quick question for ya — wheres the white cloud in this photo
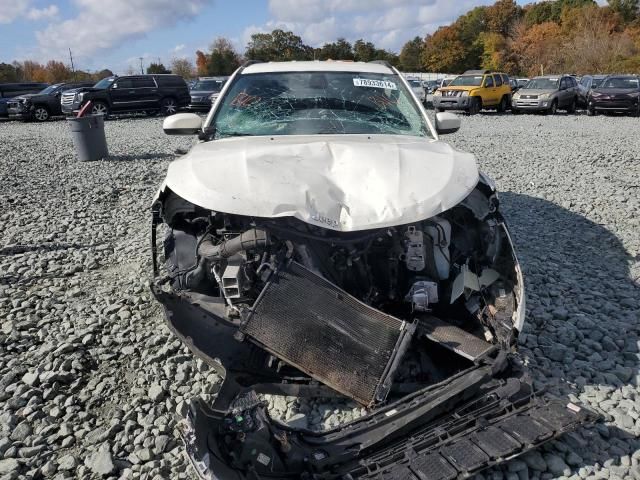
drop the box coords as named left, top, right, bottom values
left=256, top=0, right=495, bottom=51
left=35, top=0, right=213, bottom=59
left=26, top=4, right=59, bottom=21
left=0, top=0, right=30, bottom=23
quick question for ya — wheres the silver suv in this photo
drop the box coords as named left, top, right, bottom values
left=511, top=75, right=579, bottom=114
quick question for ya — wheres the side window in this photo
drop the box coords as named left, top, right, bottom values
left=501, top=74, right=509, bottom=85
left=494, top=74, right=503, bottom=87
left=114, top=79, right=133, bottom=89
left=579, top=77, right=588, bottom=87
left=133, top=77, right=155, bottom=88
left=560, top=78, right=568, bottom=89
left=484, top=75, right=494, bottom=88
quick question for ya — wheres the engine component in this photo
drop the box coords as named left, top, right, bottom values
left=405, top=281, right=439, bottom=312
left=404, top=226, right=426, bottom=271
left=241, top=261, right=416, bottom=406
left=220, top=259, right=244, bottom=299
left=424, top=217, right=451, bottom=280
left=199, top=228, right=270, bottom=260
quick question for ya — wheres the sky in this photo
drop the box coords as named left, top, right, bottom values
left=1, top=0, right=537, bottom=74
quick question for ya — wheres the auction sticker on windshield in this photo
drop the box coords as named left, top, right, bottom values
left=353, top=78, right=397, bottom=90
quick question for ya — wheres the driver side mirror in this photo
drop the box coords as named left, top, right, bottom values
left=163, top=113, right=202, bottom=135
left=435, top=112, right=460, bottom=135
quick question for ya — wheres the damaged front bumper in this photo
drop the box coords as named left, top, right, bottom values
left=176, top=366, right=595, bottom=480
left=152, top=285, right=597, bottom=480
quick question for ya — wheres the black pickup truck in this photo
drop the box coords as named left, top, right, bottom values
left=61, top=74, right=190, bottom=117
left=7, top=82, right=94, bottom=121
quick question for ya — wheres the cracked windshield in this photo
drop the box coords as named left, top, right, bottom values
left=212, top=72, right=429, bottom=137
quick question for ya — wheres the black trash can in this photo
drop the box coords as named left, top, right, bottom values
left=68, top=115, right=108, bottom=161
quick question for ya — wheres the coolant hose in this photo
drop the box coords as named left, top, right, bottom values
left=198, top=228, right=270, bottom=259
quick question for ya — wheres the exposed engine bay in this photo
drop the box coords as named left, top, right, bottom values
left=154, top=177, right=520, bottom=404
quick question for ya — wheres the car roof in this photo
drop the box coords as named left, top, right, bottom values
left=242, top=61, right=394, bottom=75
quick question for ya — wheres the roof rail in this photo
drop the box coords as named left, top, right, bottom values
left=369, top=60, right=393, bottom=69
left=241, top=60, right=263, bottom=68
left=464, top=69, right=491, bottom=75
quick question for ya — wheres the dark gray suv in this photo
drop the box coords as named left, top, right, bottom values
left=511, top=75, right=579, bottom=114
left=187, top=77, right=227, bottom=111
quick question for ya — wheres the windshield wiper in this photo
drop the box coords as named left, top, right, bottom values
left=216, top=131, right=254, bottom=138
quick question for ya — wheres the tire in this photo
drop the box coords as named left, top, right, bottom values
left=566, top=98, right=577, bottom=114
left=437, top=108, right=445, bottom=113
left=32, top=105, right=50, bottom=122
left=161, top=97, right=178, bottom=116
left=548, top=100, right=557, bottom=115
left=512, top=108, right=519, bottom=114
left=468, top=97, right=481, bottom=115
left=497, top=96, right=508, bottom=113
left=91, top=101, right=109, bottom=116
left=587, top=108, right=595, bottom=116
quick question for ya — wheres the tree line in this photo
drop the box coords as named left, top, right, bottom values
left=3, top=0, right=640, bottom=84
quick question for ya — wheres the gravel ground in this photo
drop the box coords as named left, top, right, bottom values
left=0, top=112, right=638, bottom=480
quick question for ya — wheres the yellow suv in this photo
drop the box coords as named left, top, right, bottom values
left=433, top=70, right=512, bottom=115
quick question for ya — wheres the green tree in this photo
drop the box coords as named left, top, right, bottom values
left=422, top=25, right=468, bottom=73
left=207, top=38, right=241, bottom=75
left=353, top=39, right=377, bottom=62
left=245, top=29, right=313, bottom=61
left=486, top=0, right=522, bottom=36
left=146, top=63, right=170, bottom=74
left=399, top=36, right=424, bottom=71
left=608, top=0, right=639, bottom=22
left=318, top=38, right=353, bottom=60
left=0, top=63, right=19, bottom=82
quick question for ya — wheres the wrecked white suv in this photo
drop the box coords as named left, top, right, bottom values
left=150, top=61, right=595, bottom=479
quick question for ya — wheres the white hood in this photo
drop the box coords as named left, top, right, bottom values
left=159, top=135, right=479, bottom=232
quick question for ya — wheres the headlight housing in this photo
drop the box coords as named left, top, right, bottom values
left=77, top=92, right=85, bottom=102
left=539, top=93, right=550, bottom=99
left=513, top=92, right=520, bottom=99
left=461, top=91, right=469, bottom=97
left=433, top=90, right=442, bottom=97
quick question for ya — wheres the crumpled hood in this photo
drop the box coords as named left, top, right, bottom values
left=158, top=135, right=479, bottom=232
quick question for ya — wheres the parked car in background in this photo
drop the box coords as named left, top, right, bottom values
left=187, top=76, right=227, bottom=111
left=578, top=74, right=607, bottom=108
left=407, top=79, right=426, bottom=104
left=437, top=77, right=455, bottom=90
left=422, top=79, right=439, bottom=94
left=509, top=78, right=521, bottom=92
left=516, top=78, right=530, bottom=88
left=433, top=70, right=512, bottom=114
left=0, top=82, right=49, bottom=117
left=587, top=75, right=640, bottom=116
left=511, top=75, right=578, bottom=114
left=7, top=81, right=94, bottom=121
left=61, top=74, right=190, bottom=117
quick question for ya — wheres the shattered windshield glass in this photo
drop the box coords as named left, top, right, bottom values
left=211, top=72, right=430, bottom=138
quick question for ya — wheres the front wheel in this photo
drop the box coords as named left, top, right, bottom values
left=33, top=106, right=50, bottom=122
left=91, top=101, right=109, bottom=116
left=548, top=101, right=557, bottom=115
left=437, top=108, right=445, bottom=113
left=587, top=108, right=596, bottom=116
left=468, top=97, right=481, bottom=115
left=497, top=96, right=508, bottom=113
left=161, top=98, right=177, bottom=116
left=512, top=108, right=519, bottom=114
left=566, top=98, right=577, bottom=113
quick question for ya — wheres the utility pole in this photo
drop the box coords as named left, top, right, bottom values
left=139, top=57, right=144, bottom=74
left=69, top=48, right=76, bottom=79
